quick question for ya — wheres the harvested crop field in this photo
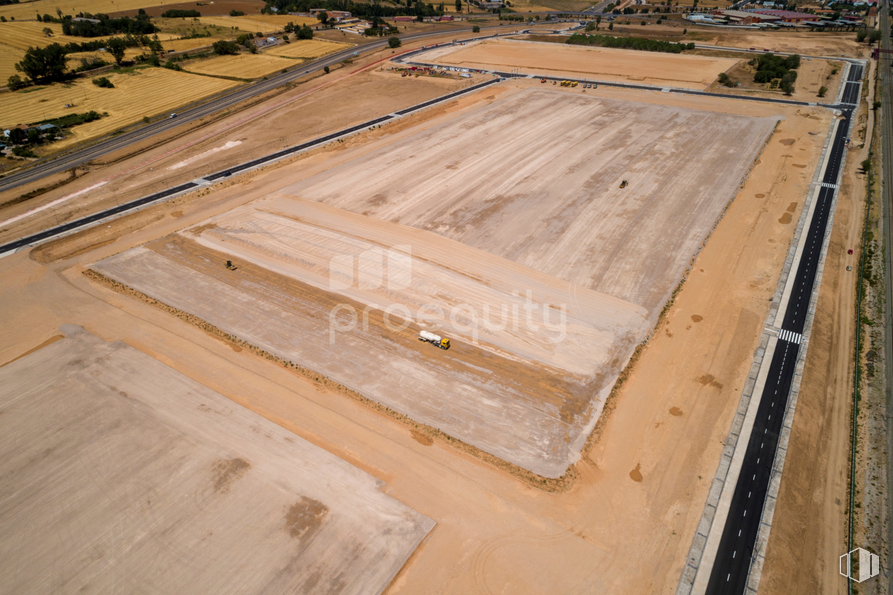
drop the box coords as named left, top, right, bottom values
left=269, top=39, right=350, bottom=59
left=426, top=38, right=739, bottom=89
left=0, top=0, right=187, bottom=20
left=92, top=88, right=777, bottom=478
left=198, top=14, right=315, bottom=33
left=0, top=325, right=434, bottom=594
left=186, top=53, right=296, bottom=78
left=0, top=21, right=65, bottom=50
left=0, top=69, right=237, bottom=149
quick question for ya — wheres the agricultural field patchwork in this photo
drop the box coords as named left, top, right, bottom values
left=0, top=0, right=189, bottom=21
left=185, top=53, right=296, bottom=78
left=197, top=15, right=314, bottom=34
left=0, top=68, right=237, bottom=149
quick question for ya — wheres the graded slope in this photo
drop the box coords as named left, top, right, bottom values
left=0, top=325, right=434, bottom=595
left=286, top=88, right=779, bottom=315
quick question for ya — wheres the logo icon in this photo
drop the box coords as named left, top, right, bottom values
left=840, top=548, right=879, bottom=583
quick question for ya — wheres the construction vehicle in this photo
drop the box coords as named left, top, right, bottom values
left=572, top=81, right=578, bottom=87
left=541, top=78, right=547, bottom=83
left=419, top=330, right=450, bottom=350
left=619, top=180, right=628, bottom=189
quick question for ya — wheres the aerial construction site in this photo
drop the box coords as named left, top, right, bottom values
left=0, top=10, right=883, bottom=595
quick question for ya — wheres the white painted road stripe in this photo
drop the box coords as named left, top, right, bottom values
left=777, top=329, right=802, bottom=344
left=821, top=182, right=839, bottom=188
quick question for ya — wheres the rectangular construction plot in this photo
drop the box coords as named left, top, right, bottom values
left=92, top=89, right=776, bottom=478
left=0, top=325, right=434, bottom=595
left=284, top=88, right=778, bottom=316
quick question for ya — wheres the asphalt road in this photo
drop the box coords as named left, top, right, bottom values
left=705, top=66, right=861, bottom=595
left=878, top=2, right=893, bottom=594
left=0, top=77, right=502, bottom=256
left=0, top=25, right=505, bottom=194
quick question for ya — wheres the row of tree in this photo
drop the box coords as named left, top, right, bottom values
left=566, top=33, right=694, bottom=54
left=263, top=0, right=443, bottom=20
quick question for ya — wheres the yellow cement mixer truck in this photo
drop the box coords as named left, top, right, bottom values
left=419, top=330, right=450, bottom=350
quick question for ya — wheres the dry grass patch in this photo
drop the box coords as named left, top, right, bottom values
left=185, top=53, right=295, bottom=78
left=0, top=22, right=66, bottom=51
left=0, top=0, right=186, bottom=21
left=197, top=15, right=313, bottom=34
left=268, top=39, right=349, bottom=59
left=0, top=46, right=24, bottom=84
left=0, top=68, right=237, bottom=150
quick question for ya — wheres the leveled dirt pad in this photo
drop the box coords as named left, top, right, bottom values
left=0, top=325, right=434, bottom=594
left=425, top=39, right=740, bottom=89
left=92, top=89, right=777, bottom=478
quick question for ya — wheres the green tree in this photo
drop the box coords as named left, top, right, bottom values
left=389, top=36, right=402, bottom=48
left=324, top=65, right=330, bottom=73
left=818, top=85, right=827, bottom=97
left=212, top=40, right=240, bottom=55
left=7, top=74, right=27, bottom=91
left=15, top=43, right=68, bottom=83
left=856, top=27, right=867, bottom=42
left=455, top=0, right=462, bottom=12
left=870, top=29, right=882, bottom=43
left=861, top=158, right=871, bottom=172
left=472, top=25, right=480, bottom=32
left=780, top=72, right=794, bottom=95
left=873, top=100, right=882, bottom=110
left=107, top=37, right=127, bottom=64
left=585, top=20, right=596, bottom=31
left=42, top=27, right=53, bottom=37
left=297, top=24, right=313, bottom=39
left=608, top=22, right=613, bottom=30
left=317, top=11, right=328, bottom=26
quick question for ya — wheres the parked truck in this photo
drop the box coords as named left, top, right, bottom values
left=419, top=330, right=450, bottom=350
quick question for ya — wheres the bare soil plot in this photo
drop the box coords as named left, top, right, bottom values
left=0, top=68, right=237, bottom=150
left=426, top=38, right=740, bottom=88
left=0, top=324, right=433, bottom=595
left=288, top=89, right=778, bottom=315
left=92, top=89, right=776, bottom=478
left=186, top=53, right=296, bottom=78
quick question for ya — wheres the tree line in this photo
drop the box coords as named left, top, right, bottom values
left=566, top=33, right=694, bottom=54
left=262, top=0, right=443, bottom=20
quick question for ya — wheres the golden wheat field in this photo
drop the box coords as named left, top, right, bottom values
left=0, top=0, right=187, bottom=21
left=185, top=53, right=295, bottom=78
left=0, top=22, right=66, bottom=50
left=196, top=15, right=313, bottom=34
left=0, top=47, right=25, bottom=84
left=268, top=39, right=348, bottom=60
left=160, top=37, right=217, bottom=52
left=0, top=68, right=237, bottom=149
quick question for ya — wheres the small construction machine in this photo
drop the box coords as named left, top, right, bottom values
left=619, top=180, right=628, bottom=189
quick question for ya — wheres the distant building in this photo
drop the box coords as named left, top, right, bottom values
left=310, top=9, right=352, bottom=22
left=753, top=9, right=815, bottom=22
left=713, top=9, right=780, bottom=24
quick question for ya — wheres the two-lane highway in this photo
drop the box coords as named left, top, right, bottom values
left=0, top=25, right=505, bottom=194
left=706, top=65, right=861, bottom=595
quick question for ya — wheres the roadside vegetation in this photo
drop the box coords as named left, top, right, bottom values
left=566, top=33, right=695, bottom=54
left=749, top=53, right=800, bottom=95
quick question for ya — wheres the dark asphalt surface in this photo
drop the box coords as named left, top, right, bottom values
left=705, top=63, right=862, bottom=595
left=0, top=77, right=501, bottom=256
left=0, top=25, right=509, bottom=195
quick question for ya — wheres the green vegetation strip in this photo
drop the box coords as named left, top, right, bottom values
left=566, top=33, right=694, bottom=53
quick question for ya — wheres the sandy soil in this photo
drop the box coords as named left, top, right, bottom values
left=0, top=68, right=471, bottom=243
left=758, top=66, right=874, bottom=595
left=0, top=325, right=433, bottom=594
left=288, top=88, right=777, bottom=315
left=707, top=56, right=845, bottom=104
left=426, top=38, right=739, bottom=88
left=0, top=81, right=831, bottom=593
left=698, top=30, right=868, bottom=59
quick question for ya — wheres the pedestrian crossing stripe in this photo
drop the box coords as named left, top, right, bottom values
left=821, top=182, right=839, bottom=189
left=777, top=329, right=802, bottom=344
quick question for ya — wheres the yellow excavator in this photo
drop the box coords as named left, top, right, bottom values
left=619, top=180, right=628, bottom=189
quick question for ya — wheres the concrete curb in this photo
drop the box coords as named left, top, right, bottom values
left=675, top=108, right=843, bottom=595
left=744, top=95, right=858, bottom=595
